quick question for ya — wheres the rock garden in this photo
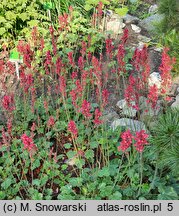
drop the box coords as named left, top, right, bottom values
left=0, top=0, right=179, bottom=200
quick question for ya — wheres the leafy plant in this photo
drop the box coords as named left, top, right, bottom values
left=0, top=0, right=50, bottom=40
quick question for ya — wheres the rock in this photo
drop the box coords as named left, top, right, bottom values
left=106, top=19, right=125, bottom=35
left=177, top=87, right=179, bottom=94
left=139, top=14, right=165, bottom=33
left=171, top=95, right=179, bottom=108
left=102, top=111, right=119, bottom=124
left=148, top=72, right=161, bottom=89
left=153, top=47, right=163, bottom=52
left=131, top=24, right=141, bottom=33
left=116, top=99, right=137, bottom=117
left=137, top=35, right=151, bottom=43
left=148, top=4, right=158, bottom=14
left=111, top=118, right=147, bottom=132
left=148, top=48, right=162, bottom=72
left=139, top=96, right=162, bottom=117
left=168, top=83, right=179, bottom=96
left=123, top=14, right=140, bottom=24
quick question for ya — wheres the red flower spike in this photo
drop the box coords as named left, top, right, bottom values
left=133, top=130, right=149, bottom=152
left=2, top=95, right=15, bottom=111
left=68, top=120, right=78, bottom=137
left=118, top=129, right=133, bottom=152
left=93, top=108, right=103, bottom=126
left=80, top=100, right=92, bottom=118
left=47, top=116, right=55, bottom=128
left=21, top=134, right=37, bottom=152
left=147, top=84, right=159, bottom=109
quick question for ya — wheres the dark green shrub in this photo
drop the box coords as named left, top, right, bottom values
left=150, top=108, right=179, bottom=176
left=158, top=0, right=179, bottom=32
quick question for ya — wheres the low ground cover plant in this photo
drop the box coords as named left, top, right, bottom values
left=0, top=2, right=178, bottom=200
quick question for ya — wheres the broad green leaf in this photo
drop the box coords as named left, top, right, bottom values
left=84, top=4, right=93, bottom=11
left=86, top=0, right=99, bottom=6
left=19, top=13, right=28, bottom=22
left=5, top=11, right=16, bottom=20
left=109, top=191, right=122, bottom=199
left=85, top=149, right=94, bottom=160
left=0, top=16, right=6, bottom=23
left=1, top=178, right=12, bottom=189
left=28, top=20, right=39, bottom=27
left=101, top=0, right=110, bottom=5
left=32, top=179, right=40, bottom=187
left=69, top=177, right=83, bottom=187
left=90, top=141, right=99, bottom=148
left=64, top=143, right=72, bottom=149
left=0, top=27, right=6, bottom=36
left=98, top=167, right=110, bottom=177
left=115, top=7, right=128, bottom=17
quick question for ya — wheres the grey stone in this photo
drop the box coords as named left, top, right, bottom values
left=111, top=118, right=147, bottom=132
left=131, top=24, right=141, bottom=33
left=139, top=96, right=162, bottom=117
left=137, top=35, right=151, bottom=43
left=116, top=99, right=137, bottom=117
left=102, top=111, right=119, bottom=124
left=106, top=19, right=125, bottom=35
left=148, top=48, right=162, bottom=72
left=139, top=14, right=165, bottom=33
left=148, top=4, right=158, bottom=14
left=123, top=14, right=140, bottom=24
left=148, top=72, right=161, bottom=89
left=171, top=95, right=179, bottom=108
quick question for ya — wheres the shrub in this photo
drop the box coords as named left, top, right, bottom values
left=150, top=108, right=179, bottom=176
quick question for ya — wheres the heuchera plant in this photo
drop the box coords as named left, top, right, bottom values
left=0, top=3, right=176, bottom=199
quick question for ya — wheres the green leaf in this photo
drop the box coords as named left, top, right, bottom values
left=90, top=141, right=99, bottom=148
left=100, top=185, right=113, bottom=197
left=5, top=11, right=16, bottom=20
left=0, top=27, right=6, bottom=36
left=64, top=143, right=72, bottom=149
left=109, top=191, right=122, bottom=199
left=28, top=20, right=39, bottom=27
left=19, top=13, right=28, bottom=22
left=98, top=167, right=110, bottom=177
left=0, top=16, right=6, bottom=23
left=85, top=149, right=94, bottom=160
left=75, top=158, right=85, bottom=169
left=69, top=177, right=83, bottom=187
left=32, top=179, right=40, bottom=187
left=158, top=186, right=178, bottom=200
left=1, top=178, right=12, bottom=189
left=43, top=2, right=54, bottom=10
left=32, top=159, right=40, bottom=170
left=66, top=150, right=76, bottom=159
left=84, top=4, right=93, bottom=11
left=40, top=175, right=49, bottom=186
left=115, top=7, right=128, bottom=17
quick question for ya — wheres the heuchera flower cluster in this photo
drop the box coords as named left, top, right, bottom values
left=147, top=84, right=159, bottom=109
left=21, top=134, right=36, bottom=152
left=159, top=47, right=176, bottom=95
left=68, top=120, right=78, bottom=137
left=2, top=95, right=15, bottom=111
left=20, top=72, right=34, bottom=93
left=93, top=108, right=103, bottom=126
left=118, top=129, right=133, bottom=152
left=118, top=129, right=149, bottom=153
left=47, top=116, right=55, bottom=128
left=80, top=100, right=92, bottom=118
